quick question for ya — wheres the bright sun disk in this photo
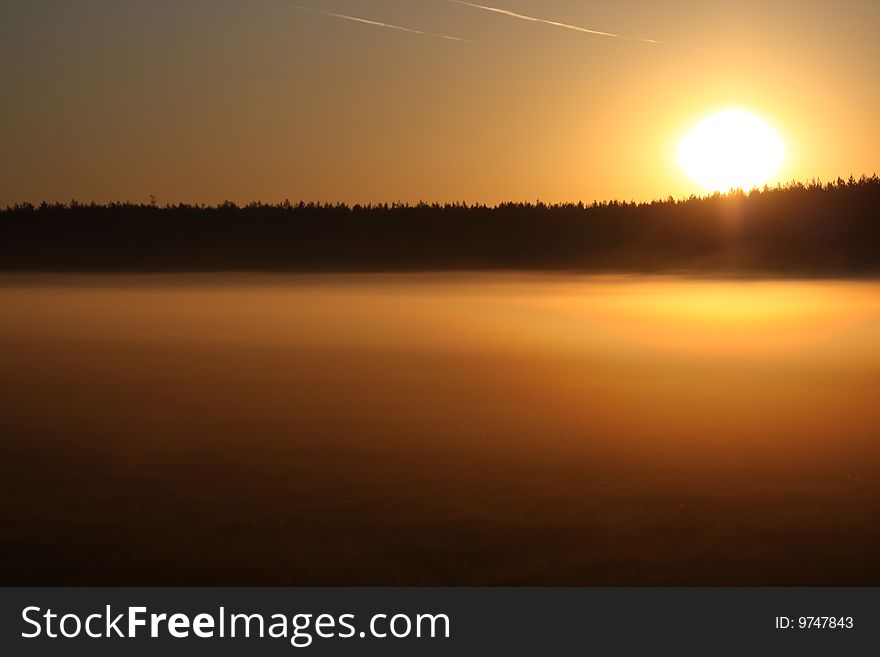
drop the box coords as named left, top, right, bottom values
left=678, top=109, right=785, bottom=192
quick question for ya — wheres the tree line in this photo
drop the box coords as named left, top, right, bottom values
left=1, top=176, right=878, bottom=274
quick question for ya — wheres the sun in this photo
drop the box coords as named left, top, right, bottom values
left=678, top=109, right=785, bottom=192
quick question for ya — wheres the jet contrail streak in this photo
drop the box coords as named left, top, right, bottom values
left=296, top=5, right=467, bottom=42
left=449, top=1, right=661, bottom=44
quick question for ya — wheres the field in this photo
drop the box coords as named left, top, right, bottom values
left=1, top=273, right=879, bottom=584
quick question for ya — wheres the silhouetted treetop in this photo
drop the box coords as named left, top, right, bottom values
left=2, top=177, right=878, bottom=275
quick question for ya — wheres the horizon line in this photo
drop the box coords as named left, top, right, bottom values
left=4, top=175, right=877, bottom=212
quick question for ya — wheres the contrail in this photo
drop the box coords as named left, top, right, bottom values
left=448, top=1, right=661, bottom=44
left=295, top=5, right=467, bottom=42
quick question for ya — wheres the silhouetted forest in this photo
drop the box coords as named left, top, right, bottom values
left=2, top=177, right=878, bottom=274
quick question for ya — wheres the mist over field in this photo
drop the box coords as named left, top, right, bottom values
left=2, top=273, right=878, bottom=584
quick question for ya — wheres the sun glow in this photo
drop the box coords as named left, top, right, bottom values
left=678, top=109, right=785, bottom=192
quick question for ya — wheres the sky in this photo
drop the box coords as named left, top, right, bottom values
left=1, top=0, right=879, bottom=206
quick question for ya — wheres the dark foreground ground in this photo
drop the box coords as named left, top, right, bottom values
left=1, top=274, right=879, bottom=585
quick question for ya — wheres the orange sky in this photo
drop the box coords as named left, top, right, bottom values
left=2, top=0, right=878, bottom=206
